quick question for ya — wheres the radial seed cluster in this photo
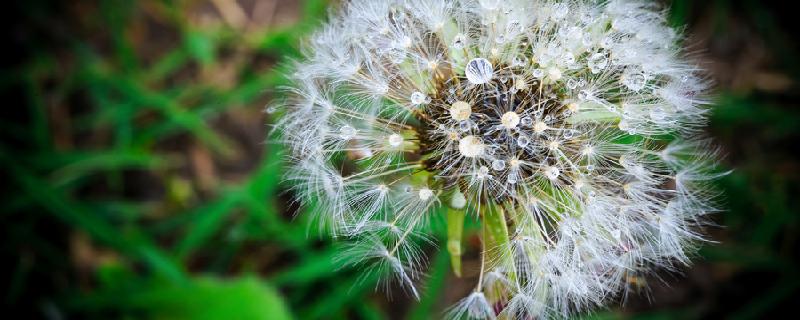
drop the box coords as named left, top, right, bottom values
left=275, top=0, right=722, bottom=318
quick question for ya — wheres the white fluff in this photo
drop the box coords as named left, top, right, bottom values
left=275, top=0, right=722, bottom=318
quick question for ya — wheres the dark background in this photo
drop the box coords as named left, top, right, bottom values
left=2, top=0, right=798, bottom=319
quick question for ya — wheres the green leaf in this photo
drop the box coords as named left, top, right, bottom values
left=175, top=193, right=240, bottom=259
left=407, top=249, right=450, bottom=320
left=2, top=156, right=186, bottom=282
left=270, top=247, right=341, bottom=286
left=185, top=31, right=215, bottom=66
left=79, top=276, right=293, bottom=320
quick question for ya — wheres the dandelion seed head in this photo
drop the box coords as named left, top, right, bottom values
left=276, top=0, right=723, bottom=318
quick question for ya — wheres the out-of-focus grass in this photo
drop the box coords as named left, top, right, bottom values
left=1, top=0, right=376, bottom=318
left=1, top=0, right=799, bottom=319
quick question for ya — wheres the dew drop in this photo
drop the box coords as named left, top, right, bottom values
left=492, top=159, right=506, bottom=171
left=532, top=68, right=545, bottom=78
left=465, top=58, right=494, bottom=85
left=561, top=52, right=575, bottom=66
left=621, top=67, right=648, bottom=91
left=418, top=188, right=433, bottom=200
left=512, top=56, right=529, bottom=67
left=521, top=116, right=533, bottom=127
left=339, top=125, right=356, bottom=140
left=410, top=91, right=428, bottom=105
left=388, top=133, right=404, bottom=147
left=567, top=79, right=578, bottom=89
left=544, top=166, right=560, bottom=180
left=587, top=52, right=608, bottom=74
left=478, top=165, right=490, bottom=177
left=517, top=135, right=530, bottom=147
left=452, top=34, right=467, bottom=49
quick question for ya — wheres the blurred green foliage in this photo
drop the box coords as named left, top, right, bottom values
left=1, top=0, right=799, bottom=319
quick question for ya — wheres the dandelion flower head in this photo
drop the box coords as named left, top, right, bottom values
left=275, top=0, right=722, bottom=318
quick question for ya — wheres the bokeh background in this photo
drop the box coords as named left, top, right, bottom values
left=2, top=0, right=798, bottom=319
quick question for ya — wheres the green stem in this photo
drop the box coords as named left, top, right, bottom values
left=446, top=208, right=465, bottom=277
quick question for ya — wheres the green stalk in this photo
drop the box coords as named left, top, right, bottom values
left=446, top=208, right=465, bottom=277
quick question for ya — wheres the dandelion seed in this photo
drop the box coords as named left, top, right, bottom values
left=458, top=135, right=485, bottom=158
left=500, top=111, right=520, bottom=129
left=450, top=101, right=472, bottom=121
left=533, top=121, right=548, bottom=133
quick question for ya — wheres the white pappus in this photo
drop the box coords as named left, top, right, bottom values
left=273, top=0, right=723, bottom=318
